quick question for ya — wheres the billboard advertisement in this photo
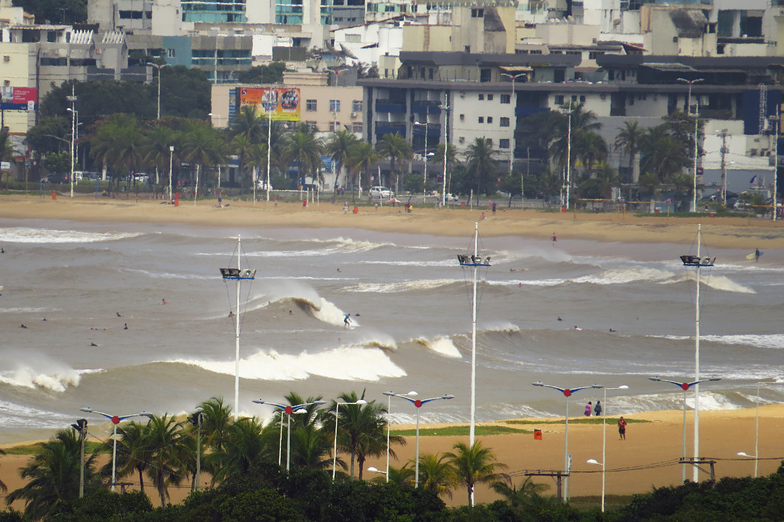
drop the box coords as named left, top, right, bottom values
left=1, top=87, right=37, bottom=111
left=237, top=87, right=300, bottom=122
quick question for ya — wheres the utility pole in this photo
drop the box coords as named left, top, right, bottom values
left=772, top=106, right=779, bottom=221
left=719, top=129, right=729, bottom=207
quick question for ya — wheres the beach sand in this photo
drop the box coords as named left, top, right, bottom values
left=1, top=194, right=782, bottom=509
left=1, top=194, right=783, bottom=250
left=2, top=406, right=783, bottom=510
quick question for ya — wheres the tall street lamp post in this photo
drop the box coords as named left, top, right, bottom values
left=413, top=116, right=428, bottom=196
left=677, top=78, right=704, bottom=213
left=70, top=418, right=88, bottom=498
left=738, top=381, right=767, bottom=477
left=80, top=408, right=152, bottom=492
left=377, top=390, right=416, bottom=482
left=440, top=94, right=451, bottom=207
left=532, top=381, right=601, bottom=502
left=679, top=229, right=716, bottom=482
left=254, top=399, right=326, bottom=471
left=587, top=384, right=628, bottom=512
left=500, top=72, right=527, bottom=181
left=151, top=63, right=171, bottom=120
left=649, top=376, right=720, bottom=483
left=168, top=145, right=174, bottom=201
left=332, top=399, right=367, bottom=479
left=66, top=85, right=77, bottom=198
left=384, top=391, right=454, bottom=488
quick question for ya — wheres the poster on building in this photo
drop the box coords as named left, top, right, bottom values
left=1, top=87, right=37, bottom=111
left=237, top=87, right=300, bottom=121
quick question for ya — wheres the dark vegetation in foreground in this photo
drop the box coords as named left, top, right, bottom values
left=3, top=463, right=784, bottom=521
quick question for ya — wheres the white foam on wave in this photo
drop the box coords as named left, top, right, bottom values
left=654, top=333, right=784, bottom=350
left=360, top=259, right=456, bottom=267
left=344, top=279, right=458, bottom=293
left=247, top=236, right=389, bottom=258
left=481, top=321, right=521, bottom=334
left=0, top=227, right=143, bottom=244
left=0, top=400, right=76, bottom=429
left=0, top=358, right=93, bottom=392
left=122, top=268, right=212, bottom=280
left=412, top=337, right=462, bottom=358
left=0, top=307, right=53, bottom=313
left=253, top=281, right=355, bottom=327
left=573, top=267, right=676, bottom=285
left=664, top=272, right=756, bottom=294
left=169, top=345, right=405, bottom=382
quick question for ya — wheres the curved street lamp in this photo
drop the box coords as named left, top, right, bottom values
left=80, top=407, right=152, bottom=492
left=254, top=399, right=326, bottom=472
left=384, top=391, right=454, bottom=488
left=332, top=399, right=367, bottom=479
left=532, top=381, right=601, bottom=502
left=649, top=376, right=720, bottom=483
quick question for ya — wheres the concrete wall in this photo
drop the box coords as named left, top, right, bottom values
left=451, top=89, right=515, bottom=161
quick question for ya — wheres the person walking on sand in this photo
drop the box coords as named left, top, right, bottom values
left=584, top=401, right=592, bottom=417
left=594, top=400, right=602, bottom=416
left=618, top=416, right=627, bottom=440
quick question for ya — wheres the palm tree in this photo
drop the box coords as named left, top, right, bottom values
left=142, top=124, right=177, bottom=188
left=207, top=416, right=269, bottom=483
left=6, top=429, right=98, bottom=520
left=491, top=476, right=551, bottom=510
left=465, top=137, right=498, bottom=199
left=111, top=421, right=149, bottom=493
left=430, top=143, right=460, bottom=196
left=194, top=396, right=232, bottom=451
left=230, top=104, right=267, bottom=144
left=548, top=103, right=601, bottom=193
left=143, top=414, right=185, bottom=507
left=417, top=453, right=456, bottom=499
left=231, top=134, right=255, bottom=188
left=181, top=121, right=224, bottom=198
left=89, top=114, right=144, bottom=192
left=345, top=142, right=381, bottom=195
left=326, top=390, right=403, bottom=480
left=290, top=424, right=335, bottom=470
left=640, top=132, right=690, bottom=182
left=446, top=441, right=507, bottom=508
left=369, top=462, right=415, bottom=486
left=575, top=130, right=608, bottom=176
left=376, top=133, right=412, bottom=193
left=283, top=128, right=323, bottom=188
left=326, top=129, right=360, bottom=189
left=614, top=120, right=644, bottom=183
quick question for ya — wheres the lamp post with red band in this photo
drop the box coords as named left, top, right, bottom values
left=531, top=381, right=601, bottom=502
left=254, top=399, right=326, bottom=472
left=80, top=407, right=152, bottom=492
left=384, top=391, right=454, bottom=488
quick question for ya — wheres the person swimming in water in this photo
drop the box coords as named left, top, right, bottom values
left=124, top=323, right=128, bottom=330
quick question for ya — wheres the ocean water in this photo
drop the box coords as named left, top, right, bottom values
left=1, top=218, right=782, bottom=443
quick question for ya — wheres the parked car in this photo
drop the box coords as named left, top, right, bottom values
left=369, top=186, right=394, bottom=200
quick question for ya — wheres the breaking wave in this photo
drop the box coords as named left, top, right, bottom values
left=0, top=227, right=143, bottom=244
left=412, top=337, right=462, bottom=358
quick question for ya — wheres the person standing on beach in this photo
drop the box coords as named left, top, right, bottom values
left=755, top=248, right=761, bottom=262
left=618, top=416, right=627, bottom=439
left=594, top=401, right=602, bottom=416
left=552, top=232, right=557, bottom=244
left=584, top=402, right=592, bottom=416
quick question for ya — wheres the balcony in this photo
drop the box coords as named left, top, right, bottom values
left=375, top=100, right=406, bottom=113
left=375, top=121, right=406, bottom=136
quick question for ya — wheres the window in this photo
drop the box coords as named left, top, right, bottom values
left=500, top=117, right=510, bottom=127
left=352, top=100, right=362, bottom=112
left=306, top=99, right=317, bottom=111
left=487, top=94, right=493, bottom=101
left=329, top=122, right=340, bottom=132
left=487, top=117, right=493, bottom=124
left=345, top=34, right=361, bottom=42
left=480, top=69, right=491, bottom=82
left=579, top=95, right=586, bottom=102
left=471, top=8, right=484, bottom=17
left=487, top=139, right=493, bottom=146
left=352, top=123, right=363, bottom=133
left=554, top=95, right=564, bottom=104
left=459, top=136, right=466, bottom=144
left=167, top=48, right=176, bottom=58
left=499, top=139, right=510, bottom=149
left=330, top=100, right=340, bottom=112
left=460, top=113, right=465, bottom=121
left=478, top=117, right=484, bottom=123
left=501, top=94, right=510, bottom=104
left=306, top=121, right=318, bottom=131
left=478, top=94, right=484, bottom=100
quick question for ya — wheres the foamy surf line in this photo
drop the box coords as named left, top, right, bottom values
left=0, top=227, right=144, bottom=243
left=166, top=346, right=406, bottom=381
left=654, top=333, right=784, bottom=349
left=0, top=367, right=101, bottom=392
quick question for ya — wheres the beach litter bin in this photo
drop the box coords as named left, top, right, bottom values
left=353, top=206, right=358, bottom=214
left=534, top=429, right=542, bottom=440
left=52, top=192, right=56, bottom=200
